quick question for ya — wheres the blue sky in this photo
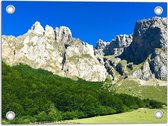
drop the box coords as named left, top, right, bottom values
left=2, top=1, right=167, bottom=46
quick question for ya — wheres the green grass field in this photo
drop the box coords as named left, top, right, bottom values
left=68, top=108, right=167, bottom=124
left=116, top=79, right=167, bottom=103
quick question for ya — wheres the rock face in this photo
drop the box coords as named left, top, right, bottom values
left=94, top=34, right=133, bottom=56
left=62, top=39, right=107, bottom=81
left=105, top=34, right=133, bottom=56
left=119, top=17, right=167, bottom=81
left=131, top=61, right=153, bottom=81
left=149, top=48, right=167, bottom=80
left=120, top=17, right=167, bottom=64
left=2, top=22, right=107, bottom=81
left=94, top=17, right=167, bottom=81
left=2, top=17, right=167, bottom=82
left=94, top=39, right=110, bottom=56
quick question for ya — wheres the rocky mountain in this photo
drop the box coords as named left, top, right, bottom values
left=2, top=21, right=107, bottom=82
left=120, top=17, right=167, bottom=81
left=2, top=17, right=167, bottom=83
left=95, top=17, right=167, bottom=81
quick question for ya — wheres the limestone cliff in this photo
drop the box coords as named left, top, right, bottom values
left=2, top=21, right=107, bottom=81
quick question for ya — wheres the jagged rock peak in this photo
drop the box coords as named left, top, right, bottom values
left=94, top=34, right=133, bottom=56
left=56, top=26, right=72, bottom=36
left=45, top=25, right=55, bottom=38
left=30, top=21, right=45, bottom=35
left=134, top=16, right=167, bottom=36
left=55, top=26, right=72, bottom=42
left=28, top=21, right=72, bottom=43
left=111, top=34, right=133, bottom=48
left=136, top=16, right=167, bottom=27
left=134, top=16, right=167, bottom=49
left=95, top=39, right=110, bottom=49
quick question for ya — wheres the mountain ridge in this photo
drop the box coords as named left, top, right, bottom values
left=2, top=17, right=167, bottom=83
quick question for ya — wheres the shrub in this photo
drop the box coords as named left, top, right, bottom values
left=62, top=111, right=84, bottom=120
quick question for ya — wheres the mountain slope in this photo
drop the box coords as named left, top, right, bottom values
left=3, top=62, right=165, bottom=124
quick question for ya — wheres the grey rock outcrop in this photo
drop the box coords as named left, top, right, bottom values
left=141, top=61, right=153, bottom=80
left=94, top=17, right=167, bottom=81
left=95, top=39, right=110, bottom=50
left=104, top=34, right=133, bottom=56
left=94, top=34, right=133, bottom=56
left=131, top=61, right=153, bottom=81
left=132, top=69, right=143, bottom=79
left=45, top=25, right=55, bottom=38
left=120, top=17, right=167, bottom=81
left=149, top=48, right=167, bottom=80
left=94, top=39, right=110, bottom=56
left=2, top=22, right=107, bottom=82
left=62, top=38, right=107, bottom=81
left=55, top=26, right=72, bottom=43
left=120, top=17, right=167, bottom=64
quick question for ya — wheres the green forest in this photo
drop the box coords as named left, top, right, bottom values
left=2, top=62, right=165, bottom=124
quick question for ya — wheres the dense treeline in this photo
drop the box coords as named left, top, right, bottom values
left=2, top=62, right=164, bottom=124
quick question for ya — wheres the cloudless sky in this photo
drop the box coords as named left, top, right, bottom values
left=2, top=1, right=167, bottom=46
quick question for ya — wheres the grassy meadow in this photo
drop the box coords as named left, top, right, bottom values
left=68, top=108, right=167, bottom=124
left=116, top=79, right=167, bottom=103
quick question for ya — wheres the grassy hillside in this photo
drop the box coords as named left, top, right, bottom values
left=69, top=108, right=167, bottom=123
left=116, top=79, right=167, bottom=103
left=2, top=62, right=166, bottom=124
